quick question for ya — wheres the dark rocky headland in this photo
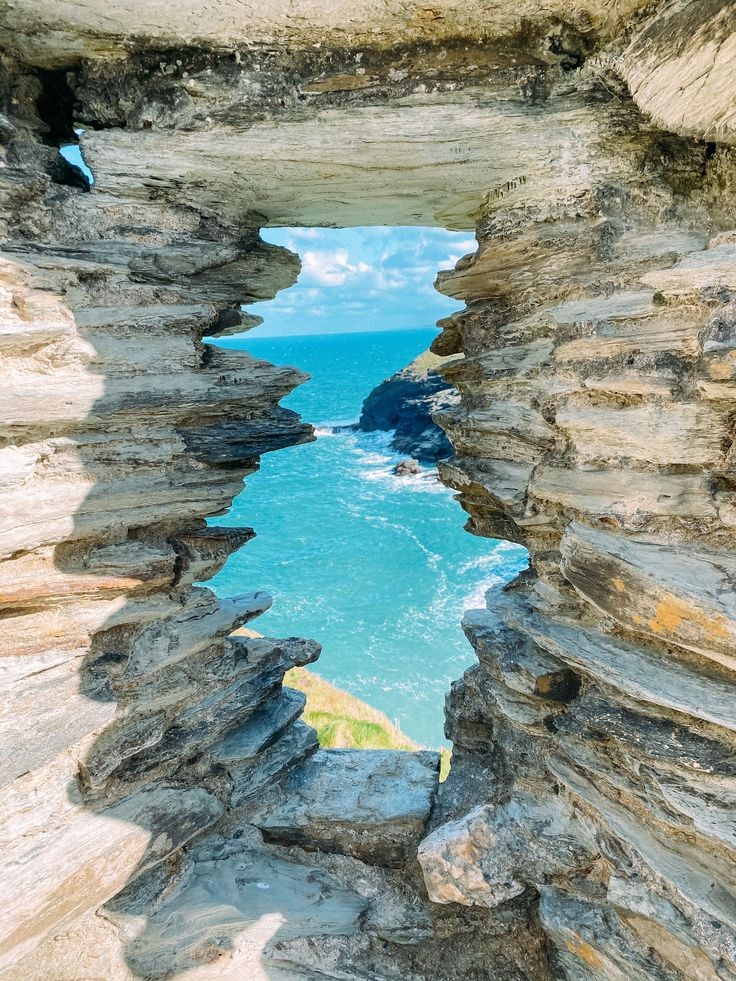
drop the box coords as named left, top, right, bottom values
left=358, top=349, right=459, bottom=463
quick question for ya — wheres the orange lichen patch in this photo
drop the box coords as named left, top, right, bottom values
left=565, top=938, right=605, bottom=969
left=708, top=359, right=735, bottom=381
left=612, top=576, right=626, bottom=593
left=536, top=675, right=554, bottom=695
left=648, top=596, right=731, bottom=642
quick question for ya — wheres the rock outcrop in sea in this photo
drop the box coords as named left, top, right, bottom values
left=1, top=2, right=736, bottom=978
left=358, top=349, right=459, bottom=463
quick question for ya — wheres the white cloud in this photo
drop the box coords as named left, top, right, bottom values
left=375, top=269, right=407, bottom=290
left=249, top=226, right=469, bottom=336
left=301, top=248, right=373, bottom=286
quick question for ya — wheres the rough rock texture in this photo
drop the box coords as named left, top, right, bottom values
left=249, top=748, right=440, bottom=867
left=358, top=349, right=458, bottom=462
left=2, top=0, right=736, bottom=978
left=0, top=0, right=656, bottom=69
left=423, top=5, right=736, bottom=967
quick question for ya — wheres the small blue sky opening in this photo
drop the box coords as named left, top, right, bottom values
left=59, top=137, right=95, bottom=184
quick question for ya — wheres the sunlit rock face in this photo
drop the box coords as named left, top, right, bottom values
left=1, top=1, right=736, bottom=978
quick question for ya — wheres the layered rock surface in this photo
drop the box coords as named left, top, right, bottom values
left=1, top=1, right=736, bottom=978
left=424, top=26, right=736, bottom=968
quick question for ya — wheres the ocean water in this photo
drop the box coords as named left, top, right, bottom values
left=207, top=328, right=528, bottom=747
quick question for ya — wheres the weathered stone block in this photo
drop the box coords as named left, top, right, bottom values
left=249, top=749, right=439, bottom=867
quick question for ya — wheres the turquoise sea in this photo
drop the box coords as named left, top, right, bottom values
left=207, top=328, right=528, bottom=747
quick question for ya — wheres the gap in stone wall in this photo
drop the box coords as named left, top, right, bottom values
left=204, top=227, right=529, bottom=750
left=60, top=139, right=95, bottom=185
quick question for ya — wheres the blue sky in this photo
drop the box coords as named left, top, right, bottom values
left=61, top=143, right=93, bottom=181
left=252, top=227, right=472, bottom=336
left=59, top=144, right=473, bottom=337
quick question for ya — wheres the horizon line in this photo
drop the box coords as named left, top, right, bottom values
left=218, top=324, right=441, bottom=341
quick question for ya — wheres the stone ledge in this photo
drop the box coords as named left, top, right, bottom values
left=247, top=748, right=440, bottom=868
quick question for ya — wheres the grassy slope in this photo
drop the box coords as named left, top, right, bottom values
left=285, top=666, right=451, bottom=779
left=285, top=666, right=419, bottom=750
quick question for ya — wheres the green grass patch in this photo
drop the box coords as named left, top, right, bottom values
left=285, top=666, right=418, bottom=750
left=285, top=667, right=452, bottom=780
left=306, top=713, right=411, bottom=750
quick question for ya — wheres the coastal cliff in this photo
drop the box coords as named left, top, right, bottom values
left=358, top=349, right=458, bottom=463
left=1, top=1, right=736, bottom=978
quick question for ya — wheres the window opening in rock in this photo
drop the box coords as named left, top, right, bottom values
left=59, top=134, right=95, bottom=186
left=205, top=227, right=529, bottom=753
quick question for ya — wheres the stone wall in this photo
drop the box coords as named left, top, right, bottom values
left=1, top=1, right=735, bottom=978
left=426, top=100, right=736, bottom=980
